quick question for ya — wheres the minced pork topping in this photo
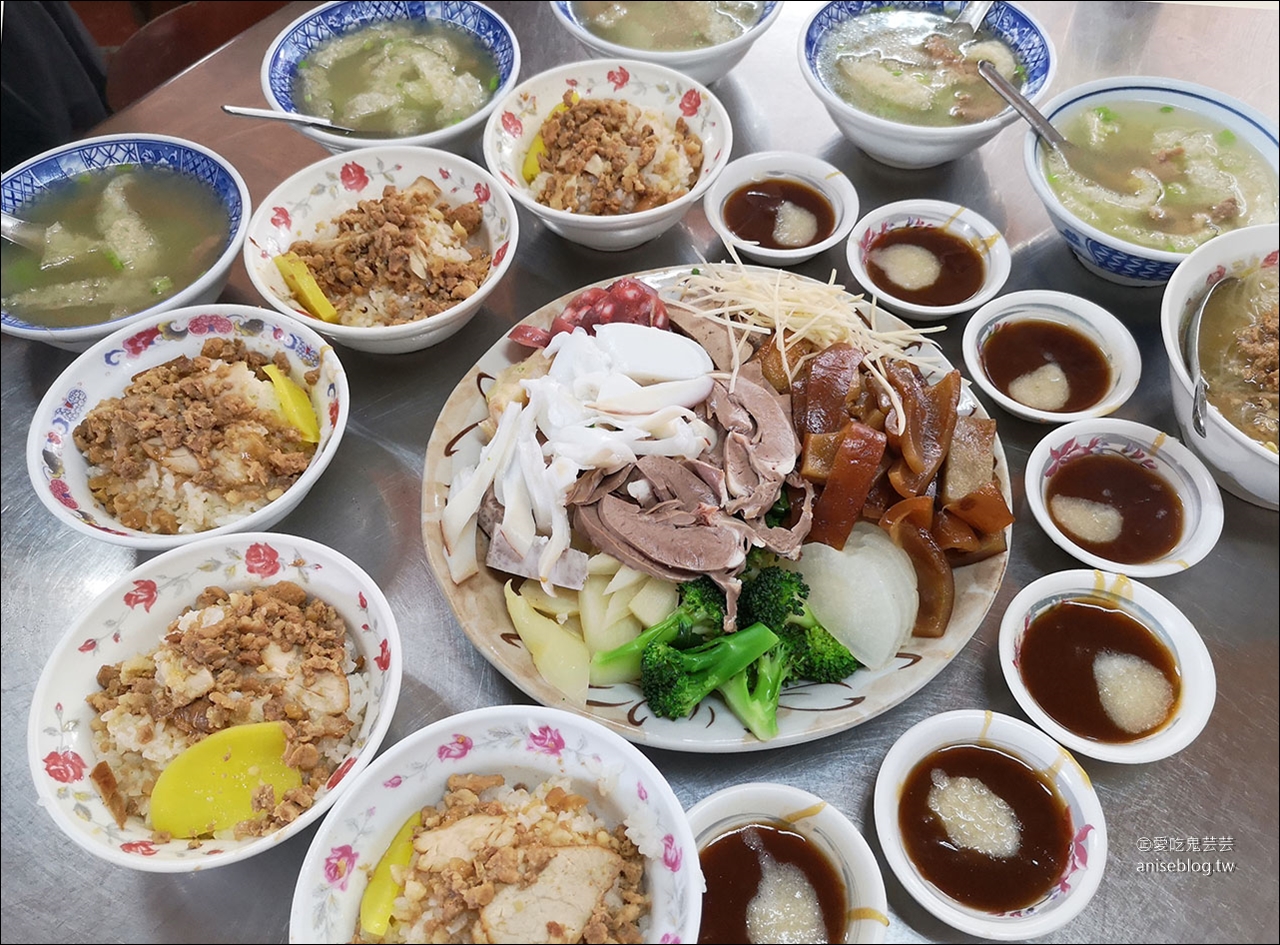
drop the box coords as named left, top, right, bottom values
left=86, top=581, right=367, bottom=840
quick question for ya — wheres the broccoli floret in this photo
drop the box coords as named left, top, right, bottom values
left=640, top=621, right=779, bottom=720
left=589, top=576, right=725, bottom=685
left=739, top=566, right=860, bottom=684
left=717, top=646, right=789, bottom=741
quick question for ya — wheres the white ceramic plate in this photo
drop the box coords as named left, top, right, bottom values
left=421, top=266, right=1010, bottom=752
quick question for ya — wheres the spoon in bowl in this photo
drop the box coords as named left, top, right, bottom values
left=222, top=104, right=361, bottom=135
left=1, top=210, right=45, bottom=252
left=976, top=60, right=1145, bottom=195
left=949, top=0, right=995, bottom=37
left=1183, top=275, right=1238, bottom=438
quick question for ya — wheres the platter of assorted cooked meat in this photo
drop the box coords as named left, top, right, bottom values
left=422, top=263, right=1013, bottom=751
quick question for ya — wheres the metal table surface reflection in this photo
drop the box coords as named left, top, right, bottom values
left=2, top=3, right=1277, bottom=942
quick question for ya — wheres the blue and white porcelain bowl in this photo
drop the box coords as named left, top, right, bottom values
left=549, top=0, right=783, bottom=86
left=798, top=1, right=1055, bottom=169
left=290, top=705, right=702, bottom=943
left=1, top=134, right=250, bottom=351
left=261, top=0, right=521, bottom=156
left=1024, top=76, right=1279, bottom=286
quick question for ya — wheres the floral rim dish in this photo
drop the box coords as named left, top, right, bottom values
left=873, top=709, right=1107, bottom=940
left=25, top=304, right=348, bottom=550
left=687, top=782, right=889, bottom=944
left=846, top=199, right=1011, bottom=321
left=1024, top=418, right=1224, bottom=577
left=421, top=265, right=1011, bottom=753
left=999, top=569, right=1217, bottom=764
left=963, top=290, right=1143, bottom=423
left=1, top=133, right=250, bottom=351
left=261, top=0, right=522, bottom=155
left=289, top=704, right=701, bottom=943
left=244, top=146, right=518, bottom=354
left=702, top=150, right=860, bottom=267
left=27, top=532, right=402, bottom=872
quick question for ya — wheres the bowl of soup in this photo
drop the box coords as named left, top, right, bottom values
left=964, top=290, right=1142, bottom=423
left=798, top=1, right=1055, bottom=169
left=549, top=1, right=783, bottom=86
left=1024, top=77, right=1279, bottom=286
left=1024, top=418, right=1224, bottom=577
left=1, top=134, right=250, bottom=352
left=1161, top=223, right=1279, bottom=509
left=846, top=198, right=1011, bottom=321
left=703, top=150, right=859, bottom=266
left=261, top=0, right=521, bottom=156
left=874, top=710, right=1107, bottom=939
left=1000, top=570, right=1216, bottom=765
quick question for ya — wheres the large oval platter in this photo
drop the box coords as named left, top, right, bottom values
left=422, top=266, right=1010, bottom=752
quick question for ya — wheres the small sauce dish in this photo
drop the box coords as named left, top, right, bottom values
left=963, top=290, right=1142, bottom=423
left=1025, top=418, right=1224, bottom=577
left=1000, top=570, right=1216, bottom=764
left=874, top=710, right=1107, bottom=940
left=846, top=199, right=1011, bottom=321
left=704, top=151, right=859, bottom=266
left=687, top=781, right=888, bottom=944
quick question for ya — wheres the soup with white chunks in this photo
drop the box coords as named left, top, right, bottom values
left=1, top=166, right=229, bottom=328
left=1043, top=102, right=1278, bottom=252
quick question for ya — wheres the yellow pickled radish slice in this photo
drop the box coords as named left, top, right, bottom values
left=149, top=721, right=302, bottom=838
left=359, top=810, right=424, bottom=938
left=274, top=251, right=339, bottom=323
left=521, top=92, right=580, bottom=183
left=262, top=363, right=320, bottom=443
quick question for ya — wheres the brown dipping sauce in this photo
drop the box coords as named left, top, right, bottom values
left=722, top=177, right=836, bottom=250
left=982, top=319, right=1112, bottom=412
left=864, top=226, right=985, bottom=306
left=1020, top=597, right=1181, bottom=742
left=899, top=744, right=1072, bottom=912
left=1045, top=452, right=1184, bottom=564
left=698, top=821, right=847, bottom=944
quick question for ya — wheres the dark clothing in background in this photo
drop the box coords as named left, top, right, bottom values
left=2, top=1, right=111, bottom=171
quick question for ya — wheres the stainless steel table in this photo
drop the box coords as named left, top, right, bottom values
left=3, top=3, right=1277, bottom=942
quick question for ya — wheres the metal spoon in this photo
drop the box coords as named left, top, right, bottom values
left=0, top=210, right=45, bottom=252
left=950, top=0, right=995, bottom=36
left=976, top=60, right=1144, bottom=195
left=1183, top=275, right=1238, bottom=438
left=221, top=104, right=362, bottom=135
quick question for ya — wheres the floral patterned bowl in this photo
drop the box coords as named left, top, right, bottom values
left=26, top=532, right=402, bottom=872
left=999, top=570, right=1217, bottom=764
left=25, top=304, right=348, bottom=550
left=1024, top=418, right=1224, bottom=577
left=846, top=199, right=1011, bottom=322
left=289, top=705, right=702, bottom=943
left=244, top=146, right=518, bottom=354
left=482, top=58, right=733, bottom=251
left=873, top=710, right=1107, bottom=940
